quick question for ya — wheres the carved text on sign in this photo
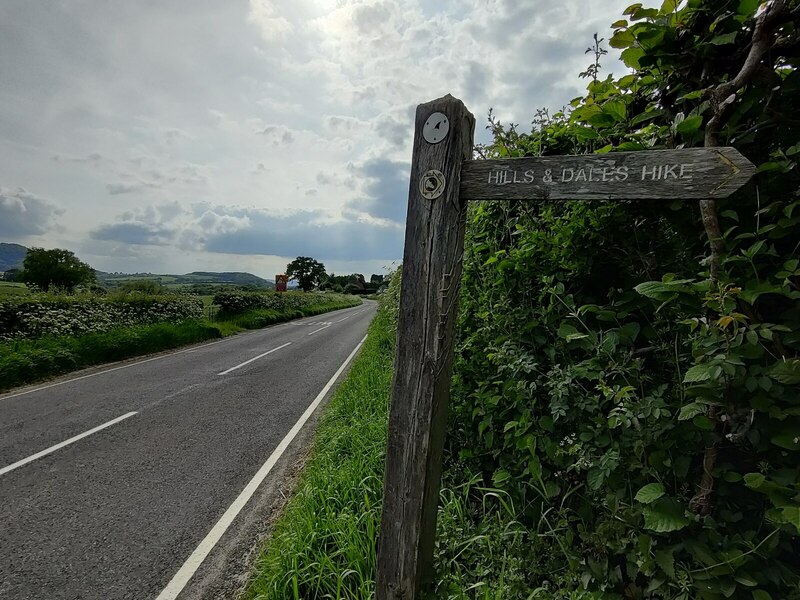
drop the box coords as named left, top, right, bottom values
left=487, top=163, right=696, bottom=186
left=460, top=147, right=755, bottom=200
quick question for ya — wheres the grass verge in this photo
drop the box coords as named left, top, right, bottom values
left=0, top=320, right=223, bottom=392
left=243, top=304, right=394, bottom=600
left=0, top=299, right=362, bottom=393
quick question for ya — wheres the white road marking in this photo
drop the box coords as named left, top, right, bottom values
left=0, top=411, right=137, bottom=477
left=217, top=342, right=292, bottom=376
left=333, top=316, right=350, bottom=323
left=0, top=337, right=235, bottom=401
left=307, top=324, right=331, bottom=336
left=155, top=334, right=368, bottom=600
left=0, top=304, right=366, bottom=401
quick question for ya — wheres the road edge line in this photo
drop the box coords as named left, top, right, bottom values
left=155, top=333, right=368, bottom=600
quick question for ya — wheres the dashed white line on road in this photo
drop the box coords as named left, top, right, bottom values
left=0, top=411, right=138, bottom=477
left=217, top=342, right=292, bottom=376
left=155, top=334, right=368, bottom=600
left=307, top=324, right=332, bottom=336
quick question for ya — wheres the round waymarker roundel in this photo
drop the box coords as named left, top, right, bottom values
left=420, top=169, right=446, bottom=199
left=423, top=112, right=449, bottom=144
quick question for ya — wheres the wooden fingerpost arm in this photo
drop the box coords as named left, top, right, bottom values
left=375, top=95, right=475, bottom=600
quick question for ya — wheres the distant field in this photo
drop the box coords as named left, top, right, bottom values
left=0, top=282, right=29, bottom=297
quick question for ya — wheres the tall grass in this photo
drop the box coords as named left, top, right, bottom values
left=244, top=307, right=394, bottom=600
left=0, top=320, right=222, bottom=391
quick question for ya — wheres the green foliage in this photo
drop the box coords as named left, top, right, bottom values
left=442, top=1, right=800, bottom=598
left=118, top=279, right=165, bottom=294
left=20, top=247, right=95, bottom=292
left=244, top=295, right=396, bottom=600
left=0, top=320, right=223, bottom=391
left=286, top=256, right=328, bottom=291
left=0, top=293, right=203, bottom=342
left=213, top=290, right=358, bottom=315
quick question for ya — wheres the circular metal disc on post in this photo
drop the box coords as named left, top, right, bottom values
left=422, top=112, right=449, bottom=144
left=420, top=169, right=446, bottom=199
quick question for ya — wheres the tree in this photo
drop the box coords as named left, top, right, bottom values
left=21, top=248, right=95, bottom=292
left=119, top=279, right=164, bottom=295
left=286, top=256, right=327, bottom=292
left=2, top=268, right=22, bottom=282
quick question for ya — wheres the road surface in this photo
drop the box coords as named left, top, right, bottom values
left=0, top=300, right=376, bottom=599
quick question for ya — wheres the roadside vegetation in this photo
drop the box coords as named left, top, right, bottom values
left=0, top=291, right=360, bottom=392
left=244, top=1, right=799, bottom=599
left=243, top=271, right=398, bottom=600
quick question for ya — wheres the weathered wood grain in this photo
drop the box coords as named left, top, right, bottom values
left=375, top=95, right=475, bottom=600
left=460, top=147, right=755, bottom=201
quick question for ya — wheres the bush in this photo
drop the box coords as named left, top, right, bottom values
left=213, top=290, right=359, bottom=316
left=0, top=293, right=203, bottom=342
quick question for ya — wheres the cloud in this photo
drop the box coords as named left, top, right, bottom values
left=0, top=0, right=632, bottom=274
left=91, top=201, right=404, bottom=261
left=201, top=208, right=404, bottom=261
left=346, top=158, right=410, bottom=223
left=92, top=222, right=176, bottom=246
left=0, top=187, right=63, bottom=236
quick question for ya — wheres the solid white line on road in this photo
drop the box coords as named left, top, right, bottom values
left=0, top=411, right=137, bottom=477
left=217, top=342, right=292, bottom=376
left=307, top=324, right=332, bottom=336
left=155, top=334, right=368, bottom=600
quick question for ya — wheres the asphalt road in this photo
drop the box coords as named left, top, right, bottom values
left=0, top=300, right=376, bottom=600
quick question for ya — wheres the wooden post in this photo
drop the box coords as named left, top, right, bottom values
left=375, top=95, right=474, bottom=600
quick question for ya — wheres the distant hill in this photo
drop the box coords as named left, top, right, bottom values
left=96, top=270, right=274, bottom=289
left=0, top=243, right=28, bottom=271
left=181, top=272, right=273, bottom=287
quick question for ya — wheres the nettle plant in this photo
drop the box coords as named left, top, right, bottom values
left=447, top=0, right=800, bottom=597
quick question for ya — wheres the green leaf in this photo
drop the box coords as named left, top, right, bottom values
left=710, top=32, right=738, bottom=45
left=603, top=100, right=627, bottom=123
left=692, top=415, right=716, bottom=430
left=743, top=472, right=766, bottom=489
left=737, top=0, right=760, bottom=15
left=678, top=402, right=706, bottom=420
left=676, top=114, right=703, bottom=136
left=684, top=364, right=713, bottom=383
left=493, top=468, right=510, bottom=484
left=643, top=498, right=690, bottom=532
left=630, top=108, right=664, bottom=125
left=609, top=29, right=636, bottom=48
left=623, top=3, right=643, bottom=15
left=770, top=430, right=800, bottom=451
left=770, top=359, right=800, bottom=384
left=557, top=323, right=579, bottom=339
left=753, top=591, right=774, bottom=600
left=635, top=482, right=665, bottom=504
left=781, top=506, right=800, bottom=534
left=654, top=549, right=676, bottom=580
left=574, top=126, right=599, bottom=141
left=621, top=46, right=645, bottom=69
left=587, top=467, right=605, bottom=490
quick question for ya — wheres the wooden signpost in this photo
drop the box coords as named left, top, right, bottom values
left=375, top=94, right=755, bottom=600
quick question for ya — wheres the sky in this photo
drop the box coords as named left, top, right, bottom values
left=0, top=0, right=632, bottom=279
